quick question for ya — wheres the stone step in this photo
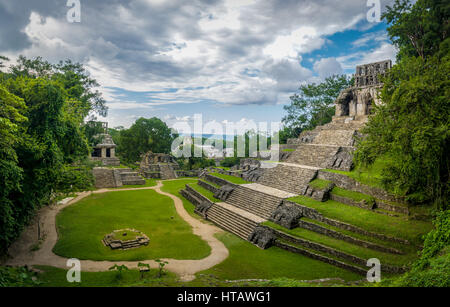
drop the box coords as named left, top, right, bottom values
left=257, top=164, right=317, bottom=194
left=312, top=129, right=357, bottom=147
left=122, top=178, right=146, bottom=185
left=286, top=144, right=341, bottom=168
left=120, top=175, right=143, bottom=181
left=119, top=171, right=138, bottom=176
left=206, top=203, right=259, bottom=240
left=206, top=212, right=256, bottom=239
left=225, top=186, right=282, bottom=219
left=207, top=207, right=258, bottom=233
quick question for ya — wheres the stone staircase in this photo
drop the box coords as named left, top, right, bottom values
left=312, top=129, right=357, bottom=146
left=118, top=169, right=146, bottom=185
left=206, top=202, right=264, bottom=240
left=225, top=186, right=283, bottom=219
left=285, top=144, right=341, bottom=168
left=257, top=164, right=318, bottom=194
left=159, top=164, right=177, bottom=180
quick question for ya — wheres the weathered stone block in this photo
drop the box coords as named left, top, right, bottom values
left=214, top=185, right=235, bottom=201
left=270, top=201, right=303, bottom=229
left=248, top=226, right=276, bottom=249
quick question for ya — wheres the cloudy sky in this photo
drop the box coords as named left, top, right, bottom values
left=0, top=0, right=397, bottom=130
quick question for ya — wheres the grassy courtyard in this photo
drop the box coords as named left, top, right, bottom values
left=192, top=232, right=361, bottom=282
left=35, top=232, right=362, bottom=287
left=53, top=188, right=211, bottom=261
left=159, top=178, right=202, bottom=219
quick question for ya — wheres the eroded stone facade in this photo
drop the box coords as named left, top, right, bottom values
left=335, top=59, right=391, bottom=118
left=139, top=151, right=179, bottom=179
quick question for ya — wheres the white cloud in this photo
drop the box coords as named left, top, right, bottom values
left=1, top=0, right=398, bottom=127
left=337, top=42, right=397, bottom=71
left=313, top=57, right=343, bottom=79
left=263, top=27, right=324, bottom=60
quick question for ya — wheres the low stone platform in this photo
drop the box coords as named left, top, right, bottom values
left=103, top=229, right=149, bottom=250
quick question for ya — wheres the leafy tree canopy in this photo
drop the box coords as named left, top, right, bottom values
left=383, top=0, right=450, bottom=61
left=356, top=0, right=449, bottom=208
left=282, top=75, right=353, bottom=136
left=355, top=55, right=449, bottom=207
left=7, top=56, right=107, bottom=117
left=0, top=56, right=102, bottom=253
left=117, top=117, right=178, bottom=163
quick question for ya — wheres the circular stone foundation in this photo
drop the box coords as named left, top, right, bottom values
left=103, top=228, right=149, bottom=250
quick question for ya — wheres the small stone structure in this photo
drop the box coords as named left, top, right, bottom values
left=139, top=151, right=179, bottom=179
left=103, top=229, right=149, bottom=250
left=92, top=167, right=123, bottom=188
left=89, top=122, right=120, bottom=166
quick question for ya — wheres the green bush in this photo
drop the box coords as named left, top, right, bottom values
left=220, top=157, right=241, bottom=167
left=0, top=266, right=41, bottom=287
left=55, top=165, right=94, bottom=193
left=391, top=210, right=450, bottom=287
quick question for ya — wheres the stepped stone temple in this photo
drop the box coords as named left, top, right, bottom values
left=89, top=122, right=145, bottom=188
left=89, top=122, right=120, bottom=167
left=180, top=60, right=408, bottom=275
left=139, top=152, right=180, bottom=180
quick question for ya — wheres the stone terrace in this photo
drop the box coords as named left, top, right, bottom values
left=225, top=185, right=285, bottom=219
left=206, top=202, right=265, bottom=240
left=256, top=164, right=318, bottom=194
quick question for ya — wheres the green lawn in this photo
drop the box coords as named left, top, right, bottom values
left=214, top=166, right=231, bottom=170
left=209, top=172, right=251, bottom=185
left=331, top=186, right=375, bottom=202
left=194, top=233, right=361, bottom=282
left=323, top=156, right=392, bottom=189
left=288, top=195, right=432, bottom=245
left=188, top=183, right=220, bottom=202
left=34, top=265, right=181, bottom=287
left=54, top=188, right=211, bottom=261
left=33, top=262, right=349, bottom=287
left=263, top=222, right=418, bottom=267
left=309, top=178, right=333, bottom=189
left=159, top=179, right=203, bottom=219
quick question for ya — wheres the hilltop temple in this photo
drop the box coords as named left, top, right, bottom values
left=179, top=60, right=408, bottom=275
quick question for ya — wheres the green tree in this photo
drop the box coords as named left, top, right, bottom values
left=0, top=56, right=101, bottom=253
left=282, top=75, right=353, bottom=136
left=9, top=56, right=108, bottom=118
left=0, top=85, right=27, bottom=250
left=0, top=56, right=9, bottom=69
left=277, top=126, right=300, bottom=144
left=53, top=59, right=108, bottom=117
left=383, top=0, right=450, bottom=61
left=117, top=117, right=178, bottom=163
left=355, top=0, right=449, bottom=208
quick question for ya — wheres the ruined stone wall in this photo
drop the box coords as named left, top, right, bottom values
left=92, top=168, right=122, bottom=188
left=317, top=170, right=403, bottom=204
